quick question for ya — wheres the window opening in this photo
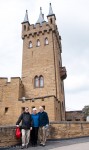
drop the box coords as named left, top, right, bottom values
left=36, top=39, right=40, bottom=47
left=39, top=76, right=44, bottom=87
left=29, top=41, right=32, bottom=48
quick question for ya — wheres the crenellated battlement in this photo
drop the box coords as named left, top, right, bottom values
left=0, top=77, right=8, bottom=85
left=22, top=21, right=56, bottom=39
left=0, top=77, right=23, bottom=91
left=21, top=4, right=57, bottom=39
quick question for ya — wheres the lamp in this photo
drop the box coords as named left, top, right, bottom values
left=21, top=97, right=26, bottom=103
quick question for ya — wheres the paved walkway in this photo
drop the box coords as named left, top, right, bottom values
left=1, top=137, right=89, bottom=150
left=52, top=142, right=89, bottom=150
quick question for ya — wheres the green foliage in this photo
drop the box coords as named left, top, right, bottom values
left=82, top=105, right=89, bottom=117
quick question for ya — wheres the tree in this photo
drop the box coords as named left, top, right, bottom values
left=82, top=105, right=89, bottom=118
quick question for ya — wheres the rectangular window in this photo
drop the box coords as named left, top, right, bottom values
left=42, top=105, right=45, bottom=110
left=5, top=107, right=9, bottom=114
left=21, top=107, right=25, bottom=112
left=32, top=106, right=35, bottom=109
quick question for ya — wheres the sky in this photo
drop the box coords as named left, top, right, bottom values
left=0, top=0, right=89, bottom=111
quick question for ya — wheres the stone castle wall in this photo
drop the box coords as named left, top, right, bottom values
left=49, top=122, right=89, bottom=139
left=0, top=78, right=61, bottom=125
left=0, top=122, right=89, bottom=147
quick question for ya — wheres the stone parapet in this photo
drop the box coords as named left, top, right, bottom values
left=49, top=121, right=89, bottom=139
left=0, top=125, right=21, bottom=147
left=0, top=122, right=89, bottom=147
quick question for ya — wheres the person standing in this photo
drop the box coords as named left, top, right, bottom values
left=38, top=106, right=49, bottom=146
left=31, top=108, right=39, bottom=146
left=16, top=107, right=32, bottom=149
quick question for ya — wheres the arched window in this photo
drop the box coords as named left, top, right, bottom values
left=45, top=38, right=48, bottom=45
left=34, top=76, right=39, bottom=88
left=29, top=41, right=32, bottom=48
left=39, top=75, right=44, bottom=87
left=34, top=75, right=44, bottom=88
left=36, top=39, right=40, bottom=47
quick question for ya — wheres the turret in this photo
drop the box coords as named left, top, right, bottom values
left=21, top=10, right=30, bottom=39
left=36, top=7, right=46, bottom=25
left=47, top=3, right=56, bottom=25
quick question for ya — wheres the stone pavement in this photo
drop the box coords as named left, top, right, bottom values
left=0, top=137, right=89, bottom=150
left=52, top=142, right=89, bottom=150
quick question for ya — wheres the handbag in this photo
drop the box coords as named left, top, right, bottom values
left=15, top=127, right=22, bottom=139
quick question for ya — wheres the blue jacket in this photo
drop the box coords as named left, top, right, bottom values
left=31, top=113, right=39, bottom=127
left=38, top=111, right=49, bottom=127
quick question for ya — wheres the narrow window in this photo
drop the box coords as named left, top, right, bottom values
left=36, top=39, right=40, bottom=47
left=34, top=76, right=39, bottom=88
left=75, top=119, right=80, bottom=121
left=39, top=75, right=44, bottom=87
left=67, top=119, right=72, bottom=121
left=21, top=107, right=25, bottom=113
left=5, top=107, right=9, bottom=114
left=24, top=25, right=26, bottom=31
left=29, top=41, right=32, bottom=48
left=50, top=18, right=52, bottom=24
left=32, top=106, right=35, bottom=109
left=42, top=105, right=45, bottom=110
left=45, top=38, right=48, bottom=45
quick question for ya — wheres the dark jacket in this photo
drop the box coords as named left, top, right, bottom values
left=16, top=112, right=32, bottom=129
left=38, top=111, right=49, bottom=127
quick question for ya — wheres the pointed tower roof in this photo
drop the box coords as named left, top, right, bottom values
left=22, top=10, right=29, bottom=23
left=48, top=3, right=53, bottom=15
left=47, top=3, right=55, bottom=17
left=36, top=7, right=45, bottom=24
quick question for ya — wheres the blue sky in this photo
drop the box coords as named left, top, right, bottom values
left=0, top=0, right=89, bottom=111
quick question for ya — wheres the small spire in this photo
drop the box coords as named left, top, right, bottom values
left=36, top=7, right=45, bottom=24
left=23, top=10, right=29, bottom=23
left=47, top=3, right=54, bottom=16
left=49, top=3, right=53, bottom=15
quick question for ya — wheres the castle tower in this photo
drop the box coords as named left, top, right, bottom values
left=21, top=4, right=67, bottom=121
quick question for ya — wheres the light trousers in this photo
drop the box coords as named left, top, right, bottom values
left=21, top=129, right=30, bottom=146
left=39, top=126, right=47, bottom=145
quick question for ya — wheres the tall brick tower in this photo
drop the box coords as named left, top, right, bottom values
left=21, top=3, right=67, bottom=121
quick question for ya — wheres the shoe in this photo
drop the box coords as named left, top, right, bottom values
left=42, top=144, right=45, bottom=147
left=40, top=143, right=45, bottom=146
left=34, top=144, right=37, bottom=147
left=26, top=144, right=29, bottom=148
left=32, top=144, right=35, bottom=147
left=21, top=145, right=25, bottom=149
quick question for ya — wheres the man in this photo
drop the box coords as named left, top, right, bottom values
left=16, top=107, right=32, bottom=149
left=31, top=108, right=39, bottom=146
left=38, top=106, right=49, bottom=146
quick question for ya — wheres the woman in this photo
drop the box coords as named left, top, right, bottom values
left=31, top=108, right=39, bottom=146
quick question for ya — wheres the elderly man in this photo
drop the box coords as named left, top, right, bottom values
left=38, top=106, right=49, bottom=146
left=16, top=107, right=32, bottom=149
